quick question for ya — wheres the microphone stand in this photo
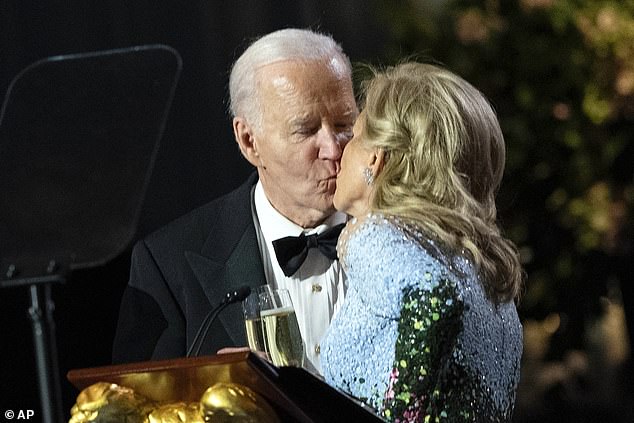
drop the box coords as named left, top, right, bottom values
left=186, top=301, right=232, bottom=357
left=186, top=286, right=252, bottom=357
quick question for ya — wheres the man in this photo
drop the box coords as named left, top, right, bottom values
left=112, top=28, right=358, bottom=374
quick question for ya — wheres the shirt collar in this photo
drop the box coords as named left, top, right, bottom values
left=254, top=181, right=347, bottom=242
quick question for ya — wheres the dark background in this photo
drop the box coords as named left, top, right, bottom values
left=1, top=1, right=633, bottom=422
left=0, top=0, right=386, bottom=418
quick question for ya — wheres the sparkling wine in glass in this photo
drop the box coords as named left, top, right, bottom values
left=243, top=286, right=268, bottom=354
left=258, top=288, right=304, bottom=367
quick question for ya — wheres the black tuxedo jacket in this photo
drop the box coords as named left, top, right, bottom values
left=112, top=173, right=266, bottom=364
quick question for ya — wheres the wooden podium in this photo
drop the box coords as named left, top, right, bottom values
left=67, top=352, right=385, bottom=422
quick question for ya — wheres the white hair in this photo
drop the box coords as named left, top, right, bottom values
left=229, top=28, right=352, bottom=130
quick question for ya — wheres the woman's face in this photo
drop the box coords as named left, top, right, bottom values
left=333, top=113, right=375, bottom=217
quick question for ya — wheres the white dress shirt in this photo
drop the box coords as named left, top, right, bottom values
left=251, top=181, right=347, bottom=374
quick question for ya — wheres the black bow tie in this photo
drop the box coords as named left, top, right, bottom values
left=272, top=223, right=345, bottom=277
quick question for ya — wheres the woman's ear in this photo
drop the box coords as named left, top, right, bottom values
left=233, top=117, right=261, bottom=167
left=369, top=148, right=386, bottom=177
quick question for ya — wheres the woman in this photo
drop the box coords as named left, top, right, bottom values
left=320, top=62, right=524, bottom=422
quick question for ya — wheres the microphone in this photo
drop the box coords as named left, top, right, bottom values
left=186, top=285, right=252, bottom=357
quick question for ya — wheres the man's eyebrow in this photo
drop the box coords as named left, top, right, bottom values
left=339, top=109, right=357, bottom=120
left=289, top=116, right=318, bottom=127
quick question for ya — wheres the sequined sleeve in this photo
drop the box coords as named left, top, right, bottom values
left=382, top=278, right=465, bottom=422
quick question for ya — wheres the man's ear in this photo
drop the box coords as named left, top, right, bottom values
left=233, top=117, right=261, bottom=167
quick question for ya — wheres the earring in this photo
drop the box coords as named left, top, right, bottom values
left=363, top=168, right=374, bottom=185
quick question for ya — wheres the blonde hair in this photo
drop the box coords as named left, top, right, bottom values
left=362, top=62, right=523, bottom=303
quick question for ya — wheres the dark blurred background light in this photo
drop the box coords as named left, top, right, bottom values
left=1, top=1, right=632, bottom=421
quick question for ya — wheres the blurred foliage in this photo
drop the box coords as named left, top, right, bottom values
left=373, top=0, right=633, bottom=350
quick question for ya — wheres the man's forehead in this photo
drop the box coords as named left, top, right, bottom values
left=254, top=58, right=357, bottom=123
left=271, top=74, right=294, bottom=91
left=255, top=57, right=349, bottom=83
left=287, top=108, right=356, bottom=129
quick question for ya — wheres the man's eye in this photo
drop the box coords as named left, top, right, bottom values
left=295, top=127, right=319, bottom=135
left=336, top=125, right=353, bottom=138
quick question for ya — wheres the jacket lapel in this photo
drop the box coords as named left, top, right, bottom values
left=185, top=173, right=266, bottom=346
left=185, top=228, right=266, bottom=345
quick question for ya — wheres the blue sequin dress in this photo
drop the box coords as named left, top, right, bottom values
left=321, top=214, right=523, bottom=422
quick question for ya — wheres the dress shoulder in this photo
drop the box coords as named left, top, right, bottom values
left=338, top=213, right=465, bottom=288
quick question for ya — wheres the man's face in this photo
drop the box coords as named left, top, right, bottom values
left=333, top=113, right=373, bottom=218
left=252, top=58, right=357, bottom=227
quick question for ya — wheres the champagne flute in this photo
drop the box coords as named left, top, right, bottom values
left=243, top=286, right=269, bottom=355
left=258, top=288, right=304, bottom=367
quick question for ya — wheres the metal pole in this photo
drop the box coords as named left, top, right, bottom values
left=28, top=284, right=63, bottom=423
left=44, top=283, right=64, bottom=421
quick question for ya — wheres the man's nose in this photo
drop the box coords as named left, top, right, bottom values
left=317, top=128, right=344, bottom=160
